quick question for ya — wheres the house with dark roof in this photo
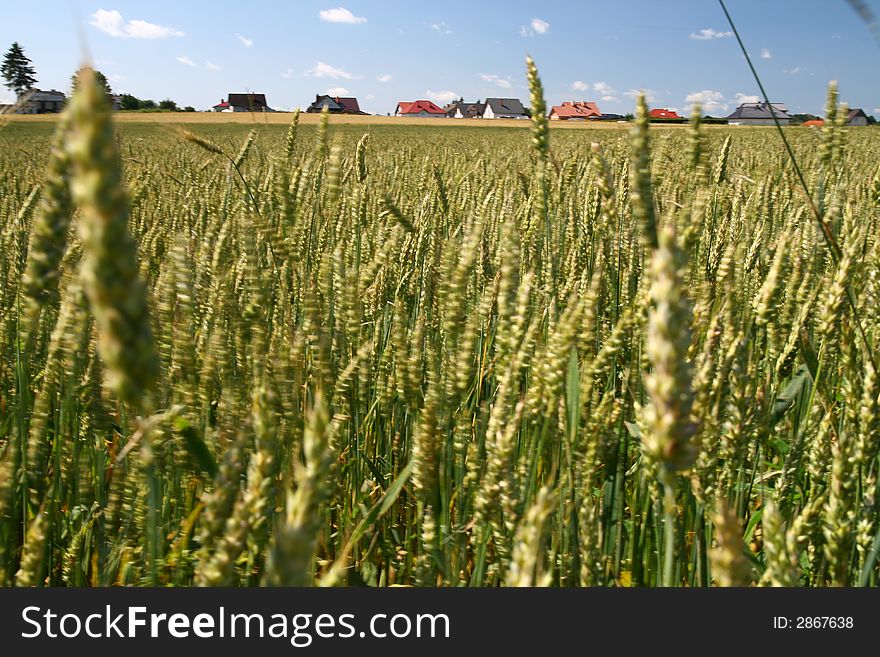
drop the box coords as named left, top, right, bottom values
left=726, top=102, right=792, bottom=125
left=549, top=101, right=601, bottom=120
left=306, top=94, right=366, bottom=114
left=446, top=100, right=486, bottom=118
left=15, top=88, right=66, bottom=114
left=483, top=98, right=528, bottom=119
left=213, top=93, right=273, bottom=112
left=648, top=108, right=682, bottom=120
left=395, top=100, right=446, bottom=117
left=846, top=108, right=869, bottom=126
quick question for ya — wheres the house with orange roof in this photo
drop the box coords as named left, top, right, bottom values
left=394, top=100, right=446, bottom=117
left=648, top=108, right=682, bottom=119
left=549, top=101, right=601, bottom=120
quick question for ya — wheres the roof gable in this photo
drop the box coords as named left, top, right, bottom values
left=311, top=95, right=343, bottom=111
left=450, top=101, right=486, bottom=117
left=550, top=101, right=601, bottom=118
left=20, top=88, right=66, bottom=102
left=397, top=99, right=445, bottom=114
left=727, top=102, right=792, bottom=120
left=485, top=97, right=526, bottom=116
left=648, top=108, right=681, bottom=119
left=336, top=97, right=361, bottom=113
left=228, top=93, right=269, bottom=109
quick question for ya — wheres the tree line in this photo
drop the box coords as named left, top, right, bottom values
left=2, top=42, right=193, bottom=111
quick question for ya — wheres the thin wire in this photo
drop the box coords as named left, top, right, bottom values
left=718, top=0, right=876, bottom=371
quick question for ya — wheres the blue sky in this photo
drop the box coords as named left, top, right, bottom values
left=2, top=1, right=879, bottom=116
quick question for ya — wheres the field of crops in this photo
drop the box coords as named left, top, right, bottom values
left=1, top=68, right=879, bottom=588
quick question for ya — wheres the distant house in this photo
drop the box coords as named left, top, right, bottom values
left=802, top=119, right=824, bottom=127
left=306, top=94, right=366, bottom=114
left=395, top=100, right=446, bottom=117
left=597, top=113, right=625, bottom=121
left=726, top=102, right=792, bottom=125
left=483, top=98, right=528, bottom=119
left=446, top=101, right=486, bottom=118
left=15, top=88, right=66, bottom=114
left=549, top=101, right=601, bottom=120
left=213, top=93, right=273, bottom=112
left=846, top=108, right=869, bottom=126
left=648, top=108, right=681, bottom=120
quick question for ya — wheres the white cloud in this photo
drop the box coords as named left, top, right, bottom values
left=734, top=92, right=760, bottom=104
left=625, top=88, right=657, bottom=103
left=571, top=81, right=618, bottom=102
left=377, top=74, right=393, bottom=83
left=783, top=66, right=802, bottom=74
left=365, top=94, right=375, bottom=100
left=761, top=48, right=772, bottom=59
left=205, top=61, right=221, bottom=71
left=690, top=28, right=733, bottom=40
left=685, top=90, right=727, bottom=113
left=107, top=73, right=126, bottom=83
left=90, top=9, right=183, bottom=39
left=427, top=90, right=458, bottom=104
left=176, top=56, right=196, bottom=67
left=319, top=7, right=367, bottom=24
left=306, top=61, right=359, bottom=79
left=874, top=107, right=880, bottom=114
left=480, top=73, right=512, bottom=89
left=282, top=68, right=295, bottom=79
left=326, top=86, right=350, bottom=96
left=235, top=33, right=253, bottom=47
left=521, top=17, right=550, bottom=37
left=531, top=18, right=550, bottom=34
left=593, top=81, right=615, bottom=96
left=430, top=21, right=452, bottom=35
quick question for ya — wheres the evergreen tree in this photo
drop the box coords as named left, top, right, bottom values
left=1, top=42, right=38, bottom=96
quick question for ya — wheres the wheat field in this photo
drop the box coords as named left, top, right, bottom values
left=1, top=67, right=879, bottom=587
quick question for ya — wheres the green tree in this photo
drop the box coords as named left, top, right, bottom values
left=118, top=93, right=141, bottom=110
left=71, top=66, right=112, bottom=98
left=1, top=42, right=38, bottom=96
left=158, top=98, right=178, bottom=111
left=140, top=99, right=157, bottom=110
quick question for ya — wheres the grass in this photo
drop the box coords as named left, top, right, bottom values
left=0, top=66, right=879, bottom=588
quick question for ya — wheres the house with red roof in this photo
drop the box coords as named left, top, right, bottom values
left=549, top=101, right=601, bottom=120
left=306, top=94, right=367, bottom=114
left=212, top=99, right=230, bottom=112
left=395, top=100, right=446, bottom=118
left=648, top=108, right=682, bottom=119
